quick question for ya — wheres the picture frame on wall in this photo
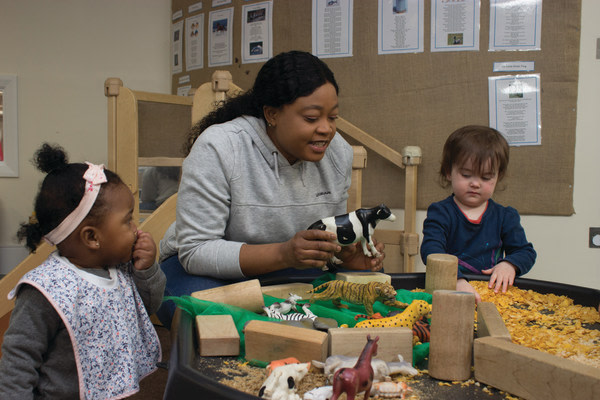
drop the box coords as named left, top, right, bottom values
left=0, top=74, right=18, bottom=177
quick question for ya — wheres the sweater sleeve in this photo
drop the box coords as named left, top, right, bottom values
left=500, top=207, right=537, bottom=276
left=131, top=262, right=167, bottom=314
left=175, top=129, right=245, bottom=279
left=420, top=201, right=452, bottom=265
left=0, top=285, right=62, bottom=399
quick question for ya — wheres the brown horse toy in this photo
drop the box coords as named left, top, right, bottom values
left=330, top=335, right=379, bottom=400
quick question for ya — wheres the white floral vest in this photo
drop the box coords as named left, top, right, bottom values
left=9, top=252, right=161, bottom=400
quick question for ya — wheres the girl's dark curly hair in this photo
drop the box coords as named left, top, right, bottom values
left=17, top=143, right=123, bottom=252
left=184, top=50, right=339, bottom=155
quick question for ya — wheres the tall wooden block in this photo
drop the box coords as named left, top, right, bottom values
left=425, top=254, right=458, bottom=294
left=428, top=290, right=475, bottom=381
left=244, top=320, right=328, bottom=364
left=477, top=302, right=511, bottom=340
left=328, top=327, right=412, bottom=363
left=196, top=314, right=240, bottom=356
left=192, top=279, right=264, bottom=313
left=335, top=272, right=392, bottom=285
left=475, top=336, right=600, bottom=400
left=261, top=282, right=314, bottom=300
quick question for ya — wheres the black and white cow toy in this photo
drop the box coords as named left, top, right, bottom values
left=307, top=204, right=396, bottom=265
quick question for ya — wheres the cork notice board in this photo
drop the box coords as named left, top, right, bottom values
left=170, top=0, right=580, bottom=216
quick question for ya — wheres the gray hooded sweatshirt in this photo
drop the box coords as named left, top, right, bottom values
left=160, top=115, right=353, bottom=279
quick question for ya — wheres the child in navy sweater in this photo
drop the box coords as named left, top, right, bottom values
left=420, top=125, right=536, bottom=303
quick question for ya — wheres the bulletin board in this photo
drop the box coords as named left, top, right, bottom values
left=170, top=0, right=580, bottom=216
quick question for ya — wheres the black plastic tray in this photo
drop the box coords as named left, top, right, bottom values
left=163, top=273, right=599, bottom=400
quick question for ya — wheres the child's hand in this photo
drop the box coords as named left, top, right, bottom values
left=482, top=261, right=516, bottom=294
left=457, top=278, right=481, bottom=303
left=132, top=230, right=157, bottom=271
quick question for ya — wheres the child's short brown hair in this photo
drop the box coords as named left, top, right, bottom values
left=439, top=125, right=510, bottom=187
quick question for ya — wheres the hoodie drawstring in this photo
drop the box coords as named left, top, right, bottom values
left=272, top=151, right=280, bottom=182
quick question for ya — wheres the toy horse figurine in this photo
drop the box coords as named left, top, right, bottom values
left=331, top=335, right=379, bottom=400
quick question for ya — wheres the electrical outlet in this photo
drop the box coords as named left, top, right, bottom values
left=589, top=227, right=600, bottom=248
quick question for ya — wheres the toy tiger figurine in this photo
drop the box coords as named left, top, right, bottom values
left=307, top=280, right=408, bottom=316
left=354, top=299, right=431, bottom=331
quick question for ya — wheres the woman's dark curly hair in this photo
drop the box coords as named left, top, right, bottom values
left=184, top=50, right=339, bottom=155
left=17, top=143, right=123, bottom=252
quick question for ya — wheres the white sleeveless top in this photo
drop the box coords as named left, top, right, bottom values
left=10, top=252, right=161, bottom=400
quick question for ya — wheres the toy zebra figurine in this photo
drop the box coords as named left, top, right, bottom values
left=263, top=303, right=317, bottom=321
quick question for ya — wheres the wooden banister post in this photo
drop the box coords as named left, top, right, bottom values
left=104, top=78, right=123, bottom=170
left=348, top=146, right=367, bottom=212
left=402, top=146, right=422, bottom=272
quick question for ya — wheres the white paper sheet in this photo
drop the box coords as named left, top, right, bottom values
left=241, top=1, right=273, bottom=64
left=378, top=0, right=424, bottom=54
left=186, top=14, right=204, bottom=71
left=312, top=0, right=353, bottom=59
left=488, top=74, right=541, bottom=146
left=489, top=0, right=542, bottom=51
left=208, top=7, right=234, bottom=67
left=430, top=0, right=480, bottom=52
left=171, top=20, right=184, bottom=74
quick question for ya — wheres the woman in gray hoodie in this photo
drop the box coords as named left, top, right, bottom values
left=157, top=51, right=385, bottom=328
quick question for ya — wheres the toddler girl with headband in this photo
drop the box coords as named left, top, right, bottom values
left=0, top=143, right=166, bottom=399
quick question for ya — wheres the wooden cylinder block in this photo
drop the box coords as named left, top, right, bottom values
left=428, top=290, right=476, bottom=381
left=425, top=253, right=458, bottom=294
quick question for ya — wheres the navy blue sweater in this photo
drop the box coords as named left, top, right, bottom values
left=421, top=195, right=536, bottom=279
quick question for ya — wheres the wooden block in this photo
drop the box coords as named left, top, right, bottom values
left=477, top=302, right=511, bottom=340
left=335, top=272, right=392, bottom=285
left=429, top=290, right=475, bottom=381
left=328, top=327, right=412, bottom=363
left=425, top=254, right=458, bottom=294
left=261, top=282, right=314, bottom=300
left=244, top=320, right=328, bottom=364
left=192, top=279, right=264, bottom=313
left=474, top=336, right=600, bottom=400
left=196, top=315, right=240, bottom=356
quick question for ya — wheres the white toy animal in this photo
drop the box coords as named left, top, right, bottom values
left=307, top=204, right=396, bottom=265
left=311, top=354, right=417, bottom=382
left=265, top=293, right=303, bottom=315
left=303, top=385, right=333, bottom=400
left=263, top=303, right=317, bottom=321
left=258, top=362, right=311, bottom=400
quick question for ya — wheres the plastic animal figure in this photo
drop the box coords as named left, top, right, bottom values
left=303, top=386, right=333, bottom=400
left=330, top=335, right=379, bottom=400
left=370, top=377, right=413, bottom=399
left=354, top=299, right=431, bottom=329
left=307, top=204, right=396, bottom=264
left=266, top=293, right=303, bottom=315
left=307, top=280, right=408, bottom=316
left=258, top=362, right=311, bottom=400
left=312, top=354, right=417, bottom=382
left=267, top=357, right=301, bottom=375
left=263, top=303, right=317, bottom=321
left=354, top=310, right=431, bottom=343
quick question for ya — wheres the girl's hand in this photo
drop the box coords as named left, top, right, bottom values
left=283, top=230, right=341, bottom=270
left=482, top=261, right=517, bottom=294
left=457, top=278, right=482, bottom=303
left=132, top=230, right=157, bottom=271
left=337, top=239, right=386, bottom=272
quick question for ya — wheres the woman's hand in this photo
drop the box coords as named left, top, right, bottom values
left=482, top=261, right=517, bottom=294
left=337, top=239, right=386, bottom=272
left=281, top=229, right=342, bottom=270
left=132, top=230, right=157, bottom=271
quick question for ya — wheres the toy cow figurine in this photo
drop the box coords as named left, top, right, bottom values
left=308, top=204, right=396, bottom=265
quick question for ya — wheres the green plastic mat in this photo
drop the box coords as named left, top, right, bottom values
left=166, top=276, right=432, bottom=365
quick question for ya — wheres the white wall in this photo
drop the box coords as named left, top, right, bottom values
left=0, top=0, right=598, bottom=290
left=0, top=0, right=171, bottom=273
left=381, top=0, right=600, bottom=291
